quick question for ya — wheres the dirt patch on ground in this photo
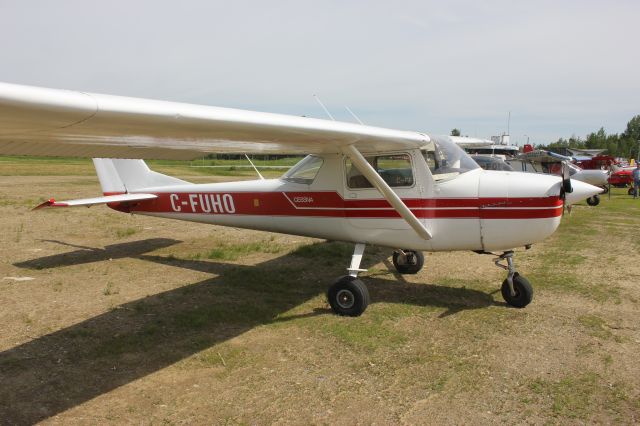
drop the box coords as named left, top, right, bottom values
left=0, top=172, right=639, bottom=424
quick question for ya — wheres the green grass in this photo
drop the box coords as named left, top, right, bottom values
left=530, top=373, right=599, bottom=418
left=187, top=238, right=285, bottom=261
left=292, top=241, right=355, bottom=260
left=578, top=314, right=613, bottom=340
left=115, top=227, right=138, bottom=238
left=528, top=188, right=639, bottom=303
left=317, top=316, right=408, bottom=351
left=0, top=155, right=298, bottom=178
left=529, top=372, right=633, bottom=420
left=293, top=241, right=384, bottom=267
left=193, top=346, right=254, bottom=371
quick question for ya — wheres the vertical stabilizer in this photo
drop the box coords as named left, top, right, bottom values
left=92, top=158, right=190, bottom=194
left=93, top=158, right=126, bottom=195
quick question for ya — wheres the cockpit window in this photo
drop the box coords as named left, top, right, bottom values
left=422, top=136, right=480, bottom=181
left=346, top=153, right=414, bottom=189
left=282, top=155, right=323, bottom=184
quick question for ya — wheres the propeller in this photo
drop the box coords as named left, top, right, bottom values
left=560, top=160, right=573, bottom=214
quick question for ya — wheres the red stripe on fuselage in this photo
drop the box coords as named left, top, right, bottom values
left=113, top=191, right=563, bottom=220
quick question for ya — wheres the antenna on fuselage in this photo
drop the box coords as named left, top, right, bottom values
left=344, top=106, right=364, bottom=125
left=313, top=94, right=335, bottom=121
left=245, top=154, right=265, bottom=180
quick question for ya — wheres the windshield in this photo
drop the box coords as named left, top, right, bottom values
left=282, top=155, right=323, bottom=184
left=422, top=135, right=480, bottom=181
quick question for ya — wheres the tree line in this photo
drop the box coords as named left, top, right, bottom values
left=537, top=115, right=640, bottom=159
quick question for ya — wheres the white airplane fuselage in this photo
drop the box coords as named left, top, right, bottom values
left=107, top=150, right=597, bottom=253
left=508, top=159, right=609, bottom=188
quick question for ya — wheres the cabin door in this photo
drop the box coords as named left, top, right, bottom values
left=342, top=150, right=426, bottom=231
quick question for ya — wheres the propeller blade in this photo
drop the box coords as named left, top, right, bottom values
left=561, top=161, right=573, bottom=195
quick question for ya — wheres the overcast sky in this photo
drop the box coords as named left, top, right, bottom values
left=0, top=0, right=638, bottom=144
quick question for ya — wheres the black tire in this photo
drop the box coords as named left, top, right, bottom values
left=501, top=273, right=533, bottom=308
left=392, top=250, right=425, bottom=274
left=327, top=276, right=369, bottom=317
left=600, top=185, right=609, bottom=194
left=628, top=187, right=635, bottom=196
left=586, top=195, right=600, bottom=206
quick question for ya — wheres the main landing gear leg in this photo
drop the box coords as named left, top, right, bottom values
left=327, top=243, right=370, bottom=317
left=494, top=251, right=533, bottom=308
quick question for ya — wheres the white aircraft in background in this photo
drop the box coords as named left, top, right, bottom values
left=450, top=135, right=520, bottom=158
left=508, top=150, right=608, bottom=206
left=0, top=82, right=601, bottom=316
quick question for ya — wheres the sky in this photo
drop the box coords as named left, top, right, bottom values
left=0, top=0, right=638, bottom=145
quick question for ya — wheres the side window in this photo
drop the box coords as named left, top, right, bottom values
left=346, top=154, right=414, bottom=189
left=282, top=155, right=324, bottom=184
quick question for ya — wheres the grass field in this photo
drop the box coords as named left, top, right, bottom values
left=0, top=159, right=639, bottom=424
left=0, top=155, right=296, bottom=178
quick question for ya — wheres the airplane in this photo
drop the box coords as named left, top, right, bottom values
left=451, top=135, right=520, bottom=158
left=0, top=82, right=602, bottom=316
left=507, top=150, right=608, bottom=206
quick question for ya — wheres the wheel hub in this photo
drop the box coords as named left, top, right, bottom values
left=336, top=289, right=355, bottom=309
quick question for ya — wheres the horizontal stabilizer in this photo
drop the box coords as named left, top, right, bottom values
left=33, top=193, right=157, bottom=210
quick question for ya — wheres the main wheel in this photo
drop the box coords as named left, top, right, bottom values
left=501, top=273, right=533, bottom=308
left=628, top=187, right=635, bottom=196
left=392, top=250, right=425, bottom=274
left=586, top=195, right=600, bottom=206
left=327, top=276, right=370, bottom=317
left=600, top=185, right=609, bottom=194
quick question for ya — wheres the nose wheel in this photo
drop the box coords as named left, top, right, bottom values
left=494, top=251, right=533, bottom=308
left=392, top=249, right=425, bottom=274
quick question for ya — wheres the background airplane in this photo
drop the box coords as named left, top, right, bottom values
left=508, top=150, right=607, bottom=206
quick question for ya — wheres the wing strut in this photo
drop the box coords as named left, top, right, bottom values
left=343, top=144, right=432, bottom=240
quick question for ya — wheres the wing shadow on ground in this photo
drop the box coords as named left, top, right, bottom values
left=3, top=240, right=498, bottom=424
left=14, top=238, right=182, bottom=269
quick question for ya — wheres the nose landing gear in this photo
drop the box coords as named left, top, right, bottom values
left=494, top=251, right=533, bottom=308
left=392, top=249, right=425, bottom=274
left=586, top=195, right=600, bottom=206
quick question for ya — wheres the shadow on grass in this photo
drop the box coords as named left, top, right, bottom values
left=15, top=238, right=182, bottom=269
left=3, top=240, right=497, bottom=423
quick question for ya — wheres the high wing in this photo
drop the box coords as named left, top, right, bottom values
left=518, top=150, right=571, bottom=163
left=0, top=82, right=429, bottom=160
